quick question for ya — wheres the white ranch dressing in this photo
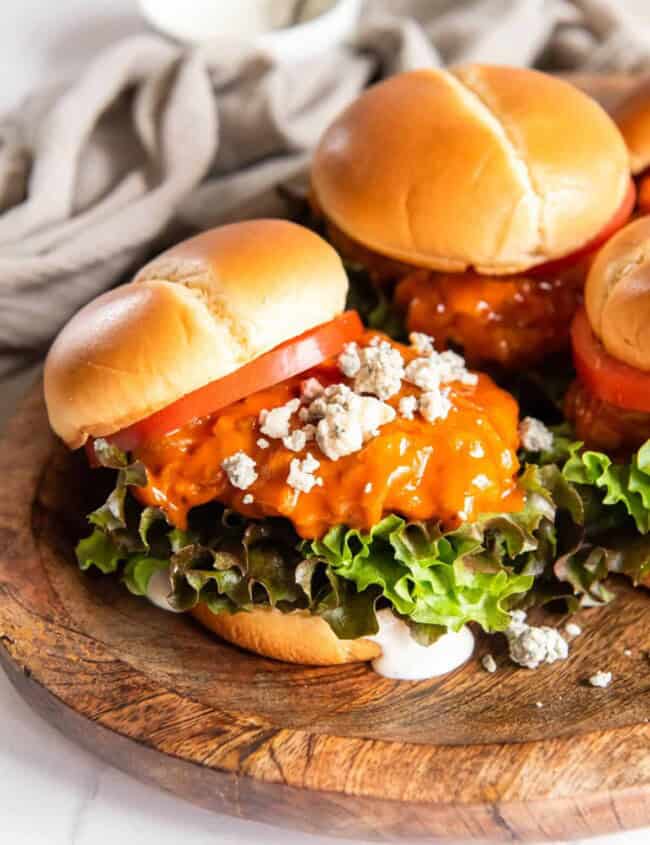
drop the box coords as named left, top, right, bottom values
left=367, top=609, right=475, bottom=681
left=145, top=568, right=183, bottom=614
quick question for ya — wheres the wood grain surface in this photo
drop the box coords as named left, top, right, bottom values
left=2, top=385, right=650, bottom=843
left=3, top=75, right=650, bottom=843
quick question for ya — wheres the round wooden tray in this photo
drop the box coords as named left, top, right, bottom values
left=2, top=386, right=650, bottom=842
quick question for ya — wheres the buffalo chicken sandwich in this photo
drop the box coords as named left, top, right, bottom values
left=566, top=216, right=650, bottom=456
left=311, top=65, right=633, bottom=370
left=44, top=220, right=577, bottom=677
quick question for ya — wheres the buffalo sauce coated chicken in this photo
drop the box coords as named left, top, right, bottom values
left=132, top=332, right=523, bottom=540
left=323, top=219, right=587, bottom=371
left=394, top=267, right=586, bottom=371
left=565, top=380, right=650, bottom=458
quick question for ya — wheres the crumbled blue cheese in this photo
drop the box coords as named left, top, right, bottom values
left=282, top=424, right=315, bottom=453
left=338, top=343, right=361, bottom=378
left=437, top=350, right=478, bottom=386
left=287, top=452, right=322, bottom=493
left=409, top=332, right=435, bottom=355
left=404, top=357, right=441, bottom=391
left=564, top=622, right=582, bottom=639
left=404, top=348, right=477, bottom=393
left=301, top=377, right=324, bottom=401
left=242, top=493, right=254, bottom=505
left=259, top=398, right=300, bottom=440
left=419, top=389, right=452, bottom=423
left=398, top=395, right=418, bottom=420
left=482, top=653, right=497, bottom=673
left=307, top=383, right=396, bottom=461
left=519, top=416, right=553, bottom=452
left=256, top=437, right=270, bottom=450
left=221, top=451, right=258, bottom=490
left=351, top=340, right=404, bottom=400
left=505, top=610, right=569, bottom=670
left=589, top=670, right=612, bottom=688
left=283, top=428, right=310, bottom=452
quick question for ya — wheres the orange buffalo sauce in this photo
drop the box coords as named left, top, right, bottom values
left=394, top=267, right=586, bottom=370
left=132, top=335, right=523, bottom=539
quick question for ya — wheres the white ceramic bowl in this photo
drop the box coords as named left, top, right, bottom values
left=139, top=0, right=362, bottom=63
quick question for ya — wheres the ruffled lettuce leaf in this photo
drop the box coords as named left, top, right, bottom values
left=75, top=452, right=573, bottom=638
left=303, top=514, right=534, bottom=632
left=562, top=441, right=650, bottom=534
left=76, top=528, right=125, bottom=574
left=518, top=433, right=650, bottom=606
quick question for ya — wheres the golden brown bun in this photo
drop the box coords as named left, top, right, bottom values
left=614, top=80, right=650, bottom=173
left=191, top=604, right=381, bottom=665
left=585, top=216, right=650, bottom=371
left=44, top=220, right=348, bottom=448
left=312, top=65, right=629, bottom=275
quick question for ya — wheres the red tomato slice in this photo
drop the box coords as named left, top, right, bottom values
left=571, top=307, right=650, bottom=413
left=108, top=310, right=364, bottom=451
left=529, top=180, right=636, bottom=278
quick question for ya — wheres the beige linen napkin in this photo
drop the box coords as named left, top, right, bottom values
left=1, top=0, right=649, bottom=416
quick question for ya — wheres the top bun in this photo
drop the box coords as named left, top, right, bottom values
left=585, top=215, right=650, bottom=371
left=312, top=65, right=630, bottom=275
left=614, top=79, right=650, bottom=173
left=45, top=220, right=348, bottom=448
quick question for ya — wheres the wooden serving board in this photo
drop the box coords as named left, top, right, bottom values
left=3, top=386, right=650, bottom=843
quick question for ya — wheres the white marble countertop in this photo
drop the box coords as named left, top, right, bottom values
left=3, top=2, right=650, bottom=843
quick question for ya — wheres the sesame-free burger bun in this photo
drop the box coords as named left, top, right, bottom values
left=312, top=65, right=629, bottom=275
left=44, top=220, right=348, bottom=449
left=190, top=604, right=381, bottom=665
left=585, top=215, right=650, bottom=371
left=614, top=79, right=650, bottom=173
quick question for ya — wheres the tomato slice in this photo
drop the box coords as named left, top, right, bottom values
left=571, top=307, right=650, bottom=413
left=108, top=310, right=364, bottom=451
left=529, top=180, right=636, bottom=278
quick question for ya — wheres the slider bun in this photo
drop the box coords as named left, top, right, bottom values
left=614, top=79, right=650, bottom=173
left=191, top=604, right=381, bottom=665
left=44, top=220, right=348, bottom=448
left=585, top=216, right=650, bottom=371
left=312, top=65, right=629, bottom=274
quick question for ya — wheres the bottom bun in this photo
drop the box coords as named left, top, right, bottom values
left=190, top=604, right=381, bottom=665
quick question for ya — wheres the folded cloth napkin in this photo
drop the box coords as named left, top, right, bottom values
left=1, top=0, right=650, bottom=404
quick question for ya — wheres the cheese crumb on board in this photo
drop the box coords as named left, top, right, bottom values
left=565, top=622, right=582, bottom=639
left=589, top=670, right=612, bottom=688
left=482, top=654, right=497, bottom=673
left=505, top=611, right=569, bottom=670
